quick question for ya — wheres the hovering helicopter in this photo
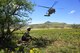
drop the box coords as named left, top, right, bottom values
left=38, top=1, right=58, bottom=16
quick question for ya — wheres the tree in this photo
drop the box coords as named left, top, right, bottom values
left=0, top=0, right=34, bottom=48
left=71, top=24, right=80, bottom=29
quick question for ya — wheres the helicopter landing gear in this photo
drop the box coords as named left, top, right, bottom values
left=44, top=12, right=50, bottom=16
left=44, top=14, right=50, bottom=16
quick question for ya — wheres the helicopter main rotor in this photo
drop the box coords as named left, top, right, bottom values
left=38, top=1, right=58, bottom=9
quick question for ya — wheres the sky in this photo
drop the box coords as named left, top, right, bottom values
left=29, top=0, right=80, bottom=24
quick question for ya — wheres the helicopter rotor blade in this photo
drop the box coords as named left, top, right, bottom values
left=56, top=8, right=64, bottom=9
left=38, top=5, right=50, bottom=8
left=51, top=1, right=58, bottom=8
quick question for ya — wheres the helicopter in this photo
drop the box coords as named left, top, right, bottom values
left=38, top=1, right=58, bottom=16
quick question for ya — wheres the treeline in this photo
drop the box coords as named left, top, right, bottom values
left=30, top=21, right=80, bottom=29
left=71, top=24, right=80, bottom=29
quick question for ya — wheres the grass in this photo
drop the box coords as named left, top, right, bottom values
left=8, top=29, right=80, bottom=53
left=30, top=29, right=80, bottom=53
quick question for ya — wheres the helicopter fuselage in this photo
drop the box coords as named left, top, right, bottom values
left=44, top=8, right=55, bottom=16
left=48, top=8, right=55, bottom=14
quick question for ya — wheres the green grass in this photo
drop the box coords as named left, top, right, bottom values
left=13, top=29, right=80, bottom=53
left=30, top=29, right=80, bottom=53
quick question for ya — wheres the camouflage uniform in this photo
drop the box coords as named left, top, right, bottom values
left=21, top=28, right=32, bottom=42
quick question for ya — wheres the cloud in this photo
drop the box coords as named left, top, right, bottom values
left=68, top=10, right=76, bottom=14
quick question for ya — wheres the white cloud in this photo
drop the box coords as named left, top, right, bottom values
left=68, top=10, right=76, bottom=14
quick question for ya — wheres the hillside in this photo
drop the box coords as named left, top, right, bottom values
left=30, top=21, right=72, bottom=29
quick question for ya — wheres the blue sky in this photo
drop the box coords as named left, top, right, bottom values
left=29, top=0, right=80, bottom=24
